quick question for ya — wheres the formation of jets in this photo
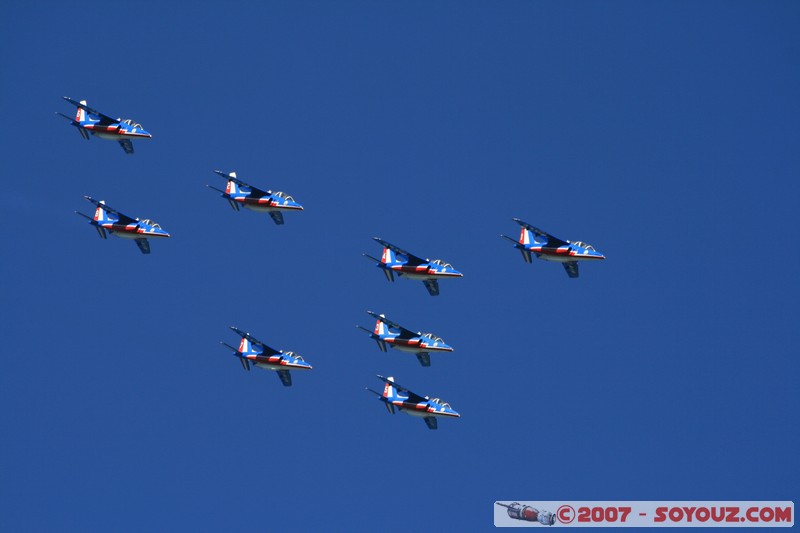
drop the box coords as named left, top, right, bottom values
left=61, top=96, right=607, bottom=429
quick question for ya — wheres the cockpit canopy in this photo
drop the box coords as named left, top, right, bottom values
left=284, top=351, right=304, bottom=361
left=430, top=398, right=451, bottom=408
left=422, top=333, right=444, bottom=343
left=121, top=118, right=144, bottom=129
left=431, top=259, right=452, bottom=268
left=571, top=241, right=595, bottom=251
left=140, top=219, right=161, bottom=229
left=273, top=191, right=295, bottom=201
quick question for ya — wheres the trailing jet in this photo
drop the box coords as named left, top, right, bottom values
left=222, top=326, right=312, bottom=387
left=356, top=311, right=453, bottom=367
left=364, top=238, right=462, bottom=296
left=76, top=196, right=169, bottom=254
left=501, top=218, right=605, bottom=278
left=57, top=97, right=151, bottom=154
left=207, top=170, right=303, bottom=225
left=366, top=375, right=460, bottom=430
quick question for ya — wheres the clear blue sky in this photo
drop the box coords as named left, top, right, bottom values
left=1, top=2, right=798, bottom=531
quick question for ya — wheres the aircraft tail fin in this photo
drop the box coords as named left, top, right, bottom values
left=519, top=226, right=533, bottom=246
left=237, top=336, right=258, bottom=356
left=373, top=315, right=389, bottom=336
left=380, top=246, right=398, bottom=265
left=74, top=100, right=88, bottom=123
left=382, top=376, right=397, bottom=401
left=93, top=200, right=110, bottom=223
left=224, top=174, right=241, bottom=196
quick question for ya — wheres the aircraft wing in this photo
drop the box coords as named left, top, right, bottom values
left=424, top=416, right=438, bottom=430
left=376, top=375, right=428, bottom=403
left=416, top=352, right=431, bottom=367
left=269, top=211, right=284, bottom=225
left=513, top=218, right=569, bottom=247
left=118, top=139, right=134, bottom=154
left=62, top=97, right=117, bottom=123
left=229, top=326, right=281, bottom=356
left=83, top=196, right=137, bottom=225
left=372, top=238, right=427, bottom=265
left=135, top=238, right=151, bottom=254
left=365, top=312, right=416, bottom=337
left=277, top=370, right=292, bottom=387
left=212, top=170, right=272, bottom=197
left=563, top=261, right=580, bottom=278
left=423, top=279, right=440, bottom=296
left=213, top=170, right=252, bottom=187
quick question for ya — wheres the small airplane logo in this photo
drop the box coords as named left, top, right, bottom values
left=222, top=326, right=313, bottom=387
left=364, top=238, right=463, bottom=296
left=357, top=311, right=453, bottom=367
left=501, top=218, right=605, bottom=278
left=366, top=375, right=460, bottom=430
left=207, top=170, right=303, bottom=225
left=76, top=196, right=170, bottom=254
left=57, top=97, right=152, bottom=154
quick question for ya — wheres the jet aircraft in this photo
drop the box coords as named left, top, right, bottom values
left=76, top=196, right=169, bottom=254
left=357, top=311, right=453, bottom=367
left=366, top=375, right=460, bottom=430
left=501, top=218, right=605, bottom=278
left=364, top=238, right=462, bottom=296
left=57, top=97, right=151, bottom=154
left=207, top=170, right=303, bottom=225
left=222, top=326, right=312, bottom=387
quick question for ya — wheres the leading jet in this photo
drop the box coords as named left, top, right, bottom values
left=356, top=311, right=453, bottom=367
left=222, top=326, right=312, bottom=387
left=207, top=170, right=303, bottom=225
left=57, top=97, right=152, bottom=154
left=501, top=218, right=605, bottom=278
left=76, top=196, right=170, bottom=254
left=364, top=238, right=462, bottom=296
left=366, top=375, right=460, bottom=430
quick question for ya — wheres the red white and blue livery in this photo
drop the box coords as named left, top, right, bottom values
left=222, top=326, right=312, bottom=387
left=57, top=97, right=152, bottom=154
left=76, top=196, right=170, bottom=254
left=501, top=218, right=605, bottom=278
left=357, top=311, right=453, bottom=367
left=366, top=375, right=460, bottom=430
left=207, top=170, right=303, bottom=225
left=364, top=238, right=463, bottom=296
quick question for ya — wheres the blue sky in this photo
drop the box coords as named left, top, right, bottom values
left=1, top=2, right=798, bottom=531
